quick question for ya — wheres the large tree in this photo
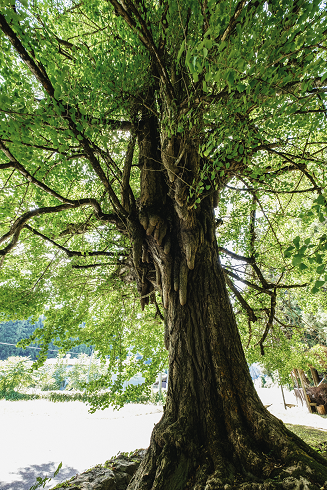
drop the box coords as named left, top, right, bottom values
left=1, top=0, right=327, bottom=487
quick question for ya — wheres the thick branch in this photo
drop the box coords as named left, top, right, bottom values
left=25, top=225, right=127, bottom=258
left=71, top=262, right=116, bottom=268
left=224, top=273, right=257, bottom=322
left=223, top=268, right=273, bottom=296
left=218, top=246, right=254, bottom=264
left=0, top=200, right=121, bottom=256
left=108, top=0, right=174, bottom=101
left=220, top=0, right=247, bottom=42
left=255, top=291, right=276, bottom=356
left=0, top=14, right=55, bottom=97
left=219, top=246, right=270, bottom=289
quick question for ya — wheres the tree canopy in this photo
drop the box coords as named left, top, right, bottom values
left=1, top=0, right=327, bottom=487
left=0, top=0, right=326, bottom=380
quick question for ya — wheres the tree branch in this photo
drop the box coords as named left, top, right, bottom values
left=220, top=0, right=247, bottom=42
left=0, top=140, right=76, bottom=204
left=255, top=291, right=276, bottom=356
left=223, top=268, right=273, bottom=296
left=0, top=200, right=122, bottom=257
left=0, top=14, right=128, bottom=217
left=224, top=273, right=257, bottom=322
left=25, top=225, right=128, bottom=258
left=108, top=0, right=174, bottom=101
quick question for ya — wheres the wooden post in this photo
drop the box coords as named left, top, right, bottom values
left=278, top=371, right=287, bottom=410
left=297, top=369, right=312, bottom=413
left=158, top=372, right=162, bottom=395
left=309, top=366, right=319, bottom=387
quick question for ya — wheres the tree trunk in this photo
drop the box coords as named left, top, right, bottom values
left=128, top=120, right=327, bottom=489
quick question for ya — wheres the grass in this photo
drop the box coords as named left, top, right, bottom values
left=286, top=423, right=327, bottom=456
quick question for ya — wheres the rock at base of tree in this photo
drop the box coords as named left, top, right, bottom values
left=51, top=449, right=146, bottom=490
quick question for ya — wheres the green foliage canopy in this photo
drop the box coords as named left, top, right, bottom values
left=0, top=0, right=326, bottom=397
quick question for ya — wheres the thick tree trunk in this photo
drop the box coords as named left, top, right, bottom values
left=128, top=118, right=327, bottom=489
left=129, top=235, right=327, bottom=489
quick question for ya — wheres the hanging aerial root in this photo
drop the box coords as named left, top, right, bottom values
left=163, top=233, right=171, bottom=254
left=173, top=256, right=180, bottom=292
left=179, top=257, right=188, bottom=306
left=154, top=262, right=162, bottom=290
left=141, top=243, right=149, bottom=263
left=181, top=228, right=199, bottom=270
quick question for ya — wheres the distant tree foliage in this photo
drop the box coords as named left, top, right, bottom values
left=0, top=317, right=92, bottom=360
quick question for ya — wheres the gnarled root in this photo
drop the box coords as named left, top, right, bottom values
left=127, top=415, right=327, bottom=490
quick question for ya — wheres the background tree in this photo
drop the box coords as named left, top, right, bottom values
left=1, top=0, right=327, bottom=488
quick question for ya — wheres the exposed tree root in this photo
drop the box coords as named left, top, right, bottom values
left=128, top=414, right=327, bottom=490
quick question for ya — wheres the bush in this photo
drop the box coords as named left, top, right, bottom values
left=0, top=356, right=33, bottom=394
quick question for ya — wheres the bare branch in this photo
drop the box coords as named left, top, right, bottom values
left=255, top=291, right=276, bottom=356
left=224, top=273, right=257, bottom=322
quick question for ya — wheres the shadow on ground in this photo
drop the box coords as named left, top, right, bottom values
left=0, top=462, right=79, bottom=490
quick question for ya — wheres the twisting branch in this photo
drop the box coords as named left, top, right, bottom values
left=0, top=200, right=122, bottom=257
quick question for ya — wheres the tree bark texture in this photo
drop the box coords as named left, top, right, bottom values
left=126, top=116, right=327, bottom=489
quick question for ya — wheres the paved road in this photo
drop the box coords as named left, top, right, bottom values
left=0, top=400, right=163, bottom=490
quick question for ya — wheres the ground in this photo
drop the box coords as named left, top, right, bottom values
left=1, top=387, right=327, bottom=490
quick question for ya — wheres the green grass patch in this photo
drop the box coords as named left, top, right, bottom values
left=286, top=423, right=327, bottom=456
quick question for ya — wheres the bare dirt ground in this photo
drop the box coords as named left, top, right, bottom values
left=1, top=387, right=327, bottom=490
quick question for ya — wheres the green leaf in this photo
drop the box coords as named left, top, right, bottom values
left=292, top=255, right=302, bottom=266
left=316, top=194, right=325, bottom=205
left=177, top=39, right=186, bottom=62
left=292, top=236, right=301, bottom=249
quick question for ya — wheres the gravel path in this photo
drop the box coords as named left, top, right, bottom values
left=1, top=387, right=327, bottom=490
